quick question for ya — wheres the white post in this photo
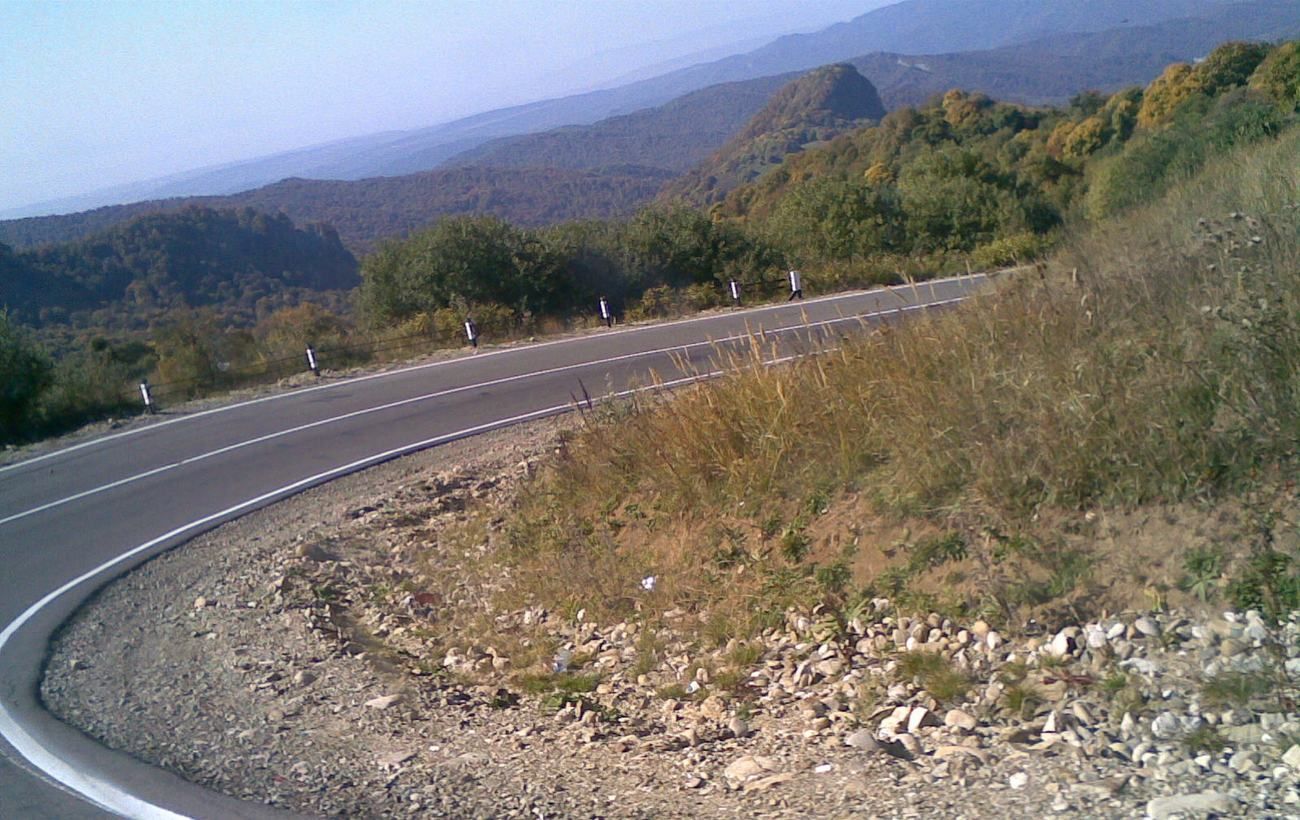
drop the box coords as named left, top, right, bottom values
left=305, top=345, right=319, bottom=376
left=139, top=381, right=155, bottom=414
left=729, top=280, right=741, bottom=304
left=788, top=269, right=803, bottom=300
left=599, top=298, right=612, bottom=328
left=464, top=319, right=478, bottom=349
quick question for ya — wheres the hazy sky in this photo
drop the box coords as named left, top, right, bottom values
left=1, top=0, right=889, bottom=212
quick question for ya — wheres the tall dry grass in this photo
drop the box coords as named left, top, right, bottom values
left=497, top=129, right=1299, bottom=628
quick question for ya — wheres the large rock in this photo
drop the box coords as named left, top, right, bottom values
left=944, top=709, right=978, bottom=731
left=723, top=755, right=780, bottom=787
left=1146, top=792, right=1236, bottom=819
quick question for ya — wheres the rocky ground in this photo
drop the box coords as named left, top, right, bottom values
left=42, top=416, right=1300, bottom=818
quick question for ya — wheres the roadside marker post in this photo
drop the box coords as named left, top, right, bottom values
left=305, top=345, right=320, bottom=377
left=729, top=280, right=741, bottom=305
left=139, top=380, right=155, bottom=415
left=787, top=270, right=804, bottom=301
left=599, top=297, right=613, bottom=328
left=464, top=318, right=479, bottom=350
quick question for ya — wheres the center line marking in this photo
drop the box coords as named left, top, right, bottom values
left=0, top=294, right=971, bottom=527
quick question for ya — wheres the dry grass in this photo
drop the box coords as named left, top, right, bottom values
left=486, top=129, right=1300, bottom=639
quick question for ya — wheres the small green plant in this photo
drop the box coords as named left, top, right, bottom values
left=712, top=667, right=747, bottom=694
left=1045, top=548, right=1093, bottom=598
left=806, top=486, right=832, bottom=517
left=1036, top=653, right=1067, bottom=670
left=896, top=650, right=972, bottom=704
left=908, top=532, right=968, bottom=572
left=780, top=526, right=811, bottom=563
left=1227, top=546, right=1300, bottom=619
left=1179, top=546, right=1224, bottom=602
left=1101, top=671, right=1129, bottom=695
left=656, top=683, right=690, bottom=700
left=1103, top=671, right=1146, bottom=715
left=760, top=513, right=784, bottom=539
left=727, top=640, right=764, bottom=668
left=998, top=661, right=1031, bottom=685
left=814, top=562, right=852, bottom=597
left=1200, top=670, right=1273, bottom=709
left=514, top=671, right=600, bottom=697
left=1182, top=724, right=1228, bottom=754
left=1003, top=683, right=1041, bottom=719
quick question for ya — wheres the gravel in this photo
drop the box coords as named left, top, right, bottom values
left=41, top=416, right=1300, bottom=818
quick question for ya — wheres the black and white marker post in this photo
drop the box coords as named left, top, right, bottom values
left=729, top=279, right=741, bottom=305
left=464, top=317, right=479, bottom=350
left=139, top=380, right=155, bottom=414
left=787, top=269, right=804, bottom=301
left=599, top=297, right=613, bottom=328
left=305, top=345, right=320, bottom=377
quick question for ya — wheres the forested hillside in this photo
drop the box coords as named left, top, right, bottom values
left=359, top=40, right=1300, bottom=327
left=433, top=13, right=1299, bottom=189
left=720, top=41, right=1299, bottom=267
left=0, top=207, right=358, bottom=330
left=660, top=64, right=885, bottom=205
left=0, top=166, right=671, bottom=256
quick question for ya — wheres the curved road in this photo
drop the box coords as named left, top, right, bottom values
left=0, top=276, right=983, bottom=818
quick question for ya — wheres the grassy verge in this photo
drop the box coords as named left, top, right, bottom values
left=478, top=127, right=1299, bottom=644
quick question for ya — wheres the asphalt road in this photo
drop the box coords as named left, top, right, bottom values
left=0, top=275, right=984, bottom=818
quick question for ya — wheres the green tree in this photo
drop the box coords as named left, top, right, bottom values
left=1194, top=41, right=1270, bottom=96
left=359, top=216, right=568, bottom=326
left=766, top=176, right=904, bottom=264
left=0, top=311, right=53, bottom=442
left=1249, top=41, right=1300, bottom=111
left=1138, top=64, right=1202, bottom=128
left=898, top=148, right=1040, bottom=252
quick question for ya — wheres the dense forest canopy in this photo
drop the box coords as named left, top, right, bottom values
left=0, top=206, right=358, bottom=330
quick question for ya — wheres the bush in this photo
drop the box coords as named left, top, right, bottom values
left=0, top=311, right=52, bottom=443
left=970, top=232, right=1052, bottom=269
left=1248, top=41, right=1300, bottom=110
left=38, top=342, right=149, bottom=435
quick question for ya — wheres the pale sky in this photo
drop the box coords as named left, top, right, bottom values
left=0, top=0, right=888, bottom=213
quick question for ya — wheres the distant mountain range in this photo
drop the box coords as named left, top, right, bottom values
left=9, top=0, right=1290, bottom=220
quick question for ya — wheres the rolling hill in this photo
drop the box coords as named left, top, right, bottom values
left=0, top=166, right=672, bottom=256
left=0, top=207, right=358, bottom=330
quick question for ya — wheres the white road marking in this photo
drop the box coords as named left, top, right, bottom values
left=0, top=368, right=731, bottom=819
left=0, top=275, right=984, bottom=476
left=0, top=285, right=980, bottom=817
left=0, top=295, right=970, bottom=527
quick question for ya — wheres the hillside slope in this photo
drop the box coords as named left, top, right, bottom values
left=661, top=64, right=885, bottom=205
left=444, top=75, right=795, bottom=173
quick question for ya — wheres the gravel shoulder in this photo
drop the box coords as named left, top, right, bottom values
left=41, top=416, right=1300, bottom=818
